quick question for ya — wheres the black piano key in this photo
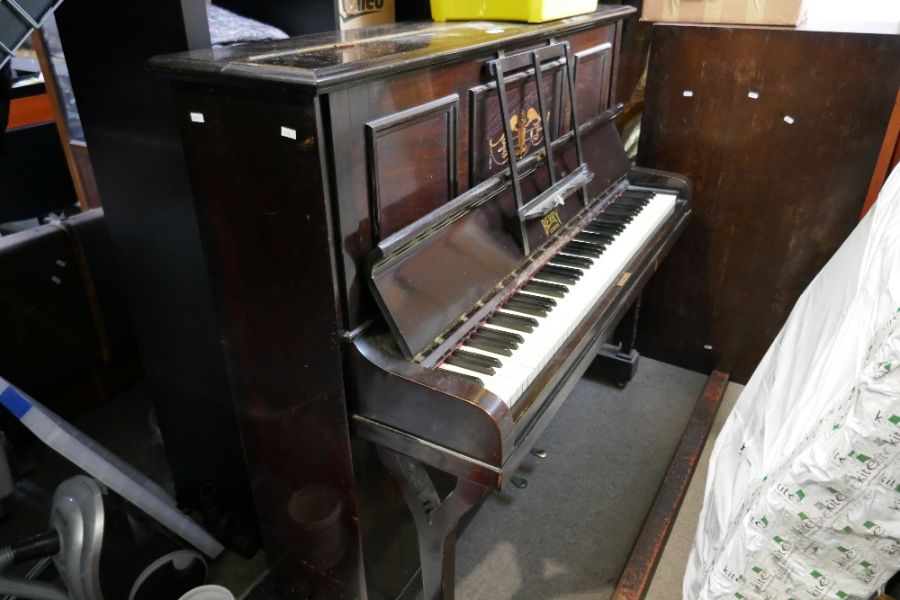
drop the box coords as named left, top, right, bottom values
left=562, top=246, right=600, bottom=259
left=439, top=368, right=484, bottom=387
left=594, top=217, right=628, bottom=233
left=604, top=207, right=637, bottom=216
left=511, top=293, right=557, bottom=309
left=502, top=300, right=548, bottom=317
left=445, top=354, right=495, bottom=376
left=534, top=271, right=577, bottom=286
left=590, top=221, right=625, bottom=234
left=623, top=189, right=655, bottom=198
left=565, top=241, right=603, bottom=258
left=604, top=207, right=638, bottom=217
left=506, top=294, right=551, bottom=308
left=541, top=264, right=583, bottom=280
left=615, top=197, right=649, bottom=207
left=581, top=228, right=617, bottom=243
left=454, top=349, right=502, bottom=369
left=489, top=312, right=538, bottom=333
left=550, top=254, right=593, bottom=269
left=578, top=229, right=614, bottom=242
left=616, top=202, right=647, bottom=212
left=596, top=214, right=631, bottom=224
left=535, top=272, right=576, bottom=285
left=465, top=336, right=513, bottom=356
left=523, top=280, right=568, bottom=298
left=574, top=234, right=609, bottom=249
left=474, top=328, right=524, bottom=346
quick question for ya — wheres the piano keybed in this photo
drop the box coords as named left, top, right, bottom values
left=436, top=184, right=678, bottom=408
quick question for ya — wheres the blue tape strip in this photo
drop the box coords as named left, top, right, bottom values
left=0, top=386, right=32, bottom=419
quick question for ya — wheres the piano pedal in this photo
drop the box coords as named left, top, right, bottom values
left=510, top=476, right=529, bottom=489
left=530, top=448, right=548, bottom=459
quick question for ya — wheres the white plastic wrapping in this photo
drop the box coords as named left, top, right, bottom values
left=686, top=165, right=900, bottom=600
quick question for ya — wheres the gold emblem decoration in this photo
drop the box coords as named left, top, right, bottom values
left=488, top=106, right=548, bottom=169
left=541, top=209, right=562, bottom=237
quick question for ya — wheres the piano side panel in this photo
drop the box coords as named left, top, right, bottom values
left=170, top=82, right=366, bottom=598
left=329, top=23, right=618, bottom=329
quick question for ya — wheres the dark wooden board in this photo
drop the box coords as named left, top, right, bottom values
left=612, top=370, right=729, bottom=600
left=635, top=25, right=900, bottom=383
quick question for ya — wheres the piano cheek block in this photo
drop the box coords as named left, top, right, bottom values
left=345, top=335, right=511, bottom=476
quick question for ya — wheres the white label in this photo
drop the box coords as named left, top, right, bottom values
left=683, top=90, right=694, bottom=97
left=51, top=276, right=62, bottom=285
left=281, top=126, right=297, bottom=140
left=748, top=90, right=760, bottom=100
left=783, top=115, right=795, bottom=125
left=189, top=112, right=205, bottom=123
left=55, top=259, right=66, bottom=267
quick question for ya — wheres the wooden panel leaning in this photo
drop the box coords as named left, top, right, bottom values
left=636, top=24, right=900, bottom=383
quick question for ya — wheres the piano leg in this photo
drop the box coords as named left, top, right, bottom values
left=592, top=296, right=642, bottom=387
left=377, top=447, right=483, bottom=600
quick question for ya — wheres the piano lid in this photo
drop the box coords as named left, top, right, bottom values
left=148, top=5, right=634, bottom=91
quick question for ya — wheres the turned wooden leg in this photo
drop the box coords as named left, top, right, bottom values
left=377, top=448, right=483, bottom=600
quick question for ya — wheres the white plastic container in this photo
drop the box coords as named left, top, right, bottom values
left=178, top=585, right=236, bottom=600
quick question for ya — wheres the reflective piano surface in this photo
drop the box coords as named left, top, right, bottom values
left=152, top=7, right=690, bottom=599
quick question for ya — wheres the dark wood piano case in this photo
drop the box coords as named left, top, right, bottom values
left=152, top=8, right=640, bottom=599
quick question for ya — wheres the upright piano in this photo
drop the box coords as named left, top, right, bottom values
left=152, top=6, right=691, bottom=599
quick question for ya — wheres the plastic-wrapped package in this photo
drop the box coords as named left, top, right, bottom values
left=686, top=165, right=900, bottom=600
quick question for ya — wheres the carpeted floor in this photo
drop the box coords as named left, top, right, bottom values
left=435, top=357, right=708, bottom=600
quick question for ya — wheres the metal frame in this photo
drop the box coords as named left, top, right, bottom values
left=0, top=0, right=64, bottom=69
left=486, top=42, right=592, bottom=253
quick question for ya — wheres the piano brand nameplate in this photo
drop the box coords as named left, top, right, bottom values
left=541, top=209, right=563, bottom=236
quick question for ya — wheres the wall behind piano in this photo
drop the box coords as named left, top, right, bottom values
left=635, top=24, right=900, bottom=383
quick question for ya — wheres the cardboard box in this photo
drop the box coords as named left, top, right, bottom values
left=340, top=0, right=395, bottom=30
left=642, top=0, right=806, bottom=26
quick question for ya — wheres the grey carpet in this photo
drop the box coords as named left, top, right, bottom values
left=445, top=357, right=707, bottom=600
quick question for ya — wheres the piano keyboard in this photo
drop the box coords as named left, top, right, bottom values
left=437, top=186, right=678, bottom=407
